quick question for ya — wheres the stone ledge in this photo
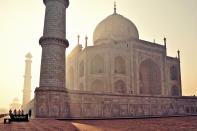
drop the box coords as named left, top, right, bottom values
left=43, top=0, right=69, bottom=8
left=64, top=89, right=197, bottom=100
left=39, top=36, right=69, bottom=48
left=35, top=87, right=68, bottom=93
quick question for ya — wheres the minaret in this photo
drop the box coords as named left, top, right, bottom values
left=22, top=53, right=32, bottom=107
left=35, top=0, right=69, bottom=118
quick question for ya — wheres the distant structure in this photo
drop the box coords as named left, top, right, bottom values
left=23, top=1, right=197, bottom=118
left=10, top=97, right=21, bottom=110
left=0, top=108, right=8, bottom=114
left=22, top=53, right=32, bottom=107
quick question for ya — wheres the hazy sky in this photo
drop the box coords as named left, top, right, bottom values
left=0, top=0, right=196, bottom=109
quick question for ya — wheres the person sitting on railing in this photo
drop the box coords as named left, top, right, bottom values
left=14, top=109, right=17, bottom=115
left=18, top=109, right=21, bottom=115
left=9, top=109, right=12, bottom=117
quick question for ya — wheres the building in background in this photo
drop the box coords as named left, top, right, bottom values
left=0, top=108, right=8, bottom=114
left=10, top=97, right=21, bottom=110
left=22, top=53, right=32, bottom=108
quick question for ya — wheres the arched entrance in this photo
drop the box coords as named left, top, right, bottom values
left=139, top=59, right=161, bottom=95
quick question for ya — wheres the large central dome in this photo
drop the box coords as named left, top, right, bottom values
left=93, top=13, right=139, bottom=45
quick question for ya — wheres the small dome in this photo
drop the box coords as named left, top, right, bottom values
left=93, top=13, right=139, bottom=45
left=25, top=52, right=32, bottom=58
left=13, top=97, right=19, bottom=103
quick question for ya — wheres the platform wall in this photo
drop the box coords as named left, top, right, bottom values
left=34, top=89, right=197, bottom=118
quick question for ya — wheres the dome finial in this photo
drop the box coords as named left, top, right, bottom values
left=114, top=1, right=117, bottom=14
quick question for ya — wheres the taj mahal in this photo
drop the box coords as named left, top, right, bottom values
left=66, top=5, right=181, bottom=97
left=22, top=0, right=197, bottom=118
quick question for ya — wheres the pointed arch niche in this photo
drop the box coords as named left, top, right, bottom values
left=91, top=79, right=104, bottom=93
left=91, top=55, right=104, bottom=74
left=139, top=59, right=161, bottom=95
left=171, top=85, right=179, bottom=96
left=114, top=56, right=126, bottom=74
left=114, top=80, right=126, bottom=94
left=79, top=60, right=84, bottom=77
left=170, top=65, right=178, bottom=80
left=69, top=67, right=74, bottom=89
left=79, top=83, right=83, bottom=91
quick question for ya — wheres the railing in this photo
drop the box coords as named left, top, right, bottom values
left=0, top=114, right=8, bottom=118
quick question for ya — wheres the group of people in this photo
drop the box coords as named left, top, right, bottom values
left=9, top=109, right=24, bottom=116
left=9, top=109, right=31, bottom=117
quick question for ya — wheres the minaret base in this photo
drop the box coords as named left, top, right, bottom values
left=34, top=87, right=69, bottom=118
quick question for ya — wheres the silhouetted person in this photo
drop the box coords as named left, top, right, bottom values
left=18, top=109, right=21, bottom=115
left=21, top=110, right=24, bottom=115
left=28, top=109, right=31, bottom=118
left=9, top=109, right=12, bottom=116
left=14, top=109, right=17, bottom=115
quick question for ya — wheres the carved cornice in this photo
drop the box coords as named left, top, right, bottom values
left=39, top=36, right=69, bottom=48
left=136, top=39, right=165, bottom=49
left=166, top=56, right=179, bottom=61
left=43, top=0, right=69, bottom=8
left=49, top=89, right=197, bottom=100
left=35, top=87, right=68, bottom=93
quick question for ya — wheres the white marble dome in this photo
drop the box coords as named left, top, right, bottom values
left=93, top=13, right=139, bottom=45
